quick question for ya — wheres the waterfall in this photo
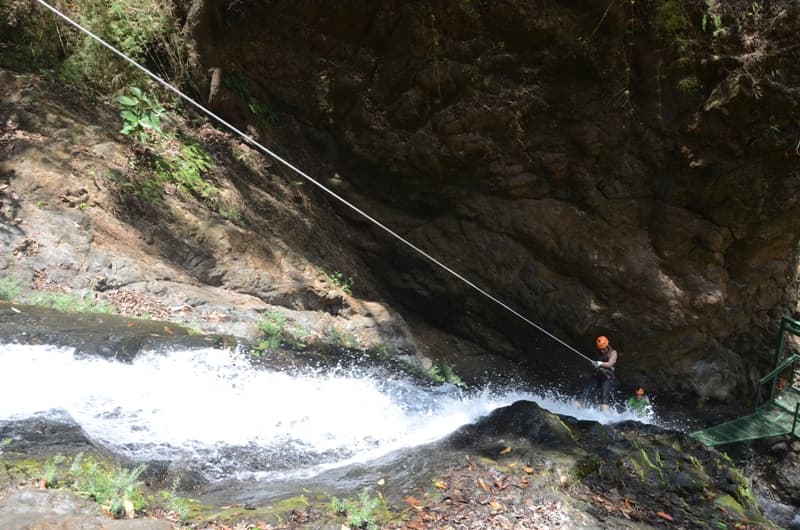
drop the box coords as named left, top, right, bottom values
left=0, top=343, right=655, bottom=481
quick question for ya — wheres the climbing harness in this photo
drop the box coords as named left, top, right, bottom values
left=33, top=0, right=594, bottom=365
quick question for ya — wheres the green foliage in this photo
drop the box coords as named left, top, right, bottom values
left=325, top=271, right=354, bottom=296
left=42, top=454, right=67, bottom=487
left=23, top=291, right=117, bottom=314
left=56, top=0, right=186, bottom=94
left=219, top=206, right=244, bottom=226
left=325, top=326, right=358, bottom=350
left=654, top=0, right=703, bottom=95
left=367, top=343, right=390, bottom=358
left=331, top=488, right=382, bottom=530
left=155, top=142, right=217, bottom=199
left=253, top=316, right=310, bottom=354
left=701, top=11, right=724, bottom=34
left=0, top=277, right=20, bottom=301
left=254, top=311, right=288, bottom=354
left=677, top=76, right=700, bottom=95
left=655, top=1, right=692, bottom=38
left=117, top=86, right=166, bottom=144
left=0, top=2, right=64, bottom=68
left=427, top=359, right=466, bottom=387
left=114, top=86, right=218, bottom=203
left=287, top=324, right=310, bottom=350
left=159, top=475, right=192, bottom=520
left=0, top=437, right=11, bottom=456
left=70, top=454, right=146, bottom=519
left=223, top=73, right=277, bottom=127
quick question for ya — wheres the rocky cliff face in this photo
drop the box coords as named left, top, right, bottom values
left=178, top=0, right=800, bottom=403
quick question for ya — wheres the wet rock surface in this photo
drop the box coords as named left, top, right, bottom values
left=0, top=302, right=238, bottom=360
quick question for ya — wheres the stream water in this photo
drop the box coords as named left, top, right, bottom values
left=0, top=343, right=662, bottom=484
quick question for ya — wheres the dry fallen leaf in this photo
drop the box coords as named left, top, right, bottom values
left=523, top=465, right=534, bottom=474
left=488, top=500, right=503, bottom=511
left=657, top=511, right=674, bottom=522
left=478, top=478, right=489, bottom=492
left=163, top=326, right=173, bottom=334
left=433, top=479, right=447, bottom=490
left=500, top=446, right=511, bottom=455
left=406, top=496, right=421, bottom=507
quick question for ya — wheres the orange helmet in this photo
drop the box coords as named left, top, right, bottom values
left=596, top=336, right=609, bottom=349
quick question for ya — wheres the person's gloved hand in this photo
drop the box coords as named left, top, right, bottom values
left=593, top=360, right=602, bottom=368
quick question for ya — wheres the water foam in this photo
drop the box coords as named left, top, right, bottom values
left=0, top=343, right=661, bottom=480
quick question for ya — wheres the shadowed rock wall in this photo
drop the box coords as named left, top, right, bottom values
left=179, top=0, right=800, bottom=404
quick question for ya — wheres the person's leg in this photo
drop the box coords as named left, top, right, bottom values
left=599, top=378, right=614, bottom=411
left=574, top=377, right=597, bottom=408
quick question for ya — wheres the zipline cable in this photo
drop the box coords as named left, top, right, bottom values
left=33, top=0, right=595, bottom=365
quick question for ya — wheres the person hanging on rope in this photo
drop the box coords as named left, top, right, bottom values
left=574, top=335, right=618, bottom=411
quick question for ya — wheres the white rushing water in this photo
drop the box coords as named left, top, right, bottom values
left=0, top=343, right=656, bottom=481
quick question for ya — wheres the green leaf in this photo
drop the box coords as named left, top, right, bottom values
left=128, top=86, right=143, bottom=98
left=138, top=116, right=154, bottom=129
left=116, top=95, right=138, bottom=106
left=148, top=114, right=162, bottom=132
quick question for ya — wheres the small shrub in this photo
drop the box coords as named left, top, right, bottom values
left=428, top=359, right=466, bottom=387
left=71, top=454, right=146, bottom=519
left=287, top=324, right=310, bottom=349
left=325, top=271, right=354, bottom=296
left=219, top=207, right=244, bottom=226
left=254, top=311, right=287, bottom=354
left=0, top=437, right=11, bottom=456
left=115, top=85, right=218, bottom=204
left=155, top=142, right=217, bottom=200
left=58, top=0, right=186, bottom=93
left=0, top=277, right=20, bottom=301
left=42, top=454, right=66, bottom=488
left=117, top=86, right=166, bottom=144
left=159, top=475, right=192, bottom=520
left=677, top=76, right=700, bottom=95
left=331, top=488, right=382, bottom=530
left=325, top=326, right=358, bottom=349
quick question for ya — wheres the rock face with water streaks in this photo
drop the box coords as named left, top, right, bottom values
left=177, top=0, right=800, bottom=404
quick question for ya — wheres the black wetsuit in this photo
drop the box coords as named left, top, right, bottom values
left=580, top=348, right=617, bottom=406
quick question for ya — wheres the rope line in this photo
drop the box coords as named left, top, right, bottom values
left=33, top=0, right=594, bottom=364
